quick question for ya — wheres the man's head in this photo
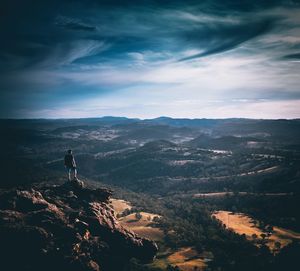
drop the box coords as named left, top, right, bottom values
left=67, top=149, right=72, bottom=154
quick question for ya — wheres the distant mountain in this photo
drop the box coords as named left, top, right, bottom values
left=144, top=116, right=223, bottom=127
left=94, top=116, right=140, bottom=125
left=3, top=117, right=300, bottom=139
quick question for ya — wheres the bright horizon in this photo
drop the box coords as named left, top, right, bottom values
left=1, top=1, right=300, bottom=119
left=1, top=115, right=300, bottom=121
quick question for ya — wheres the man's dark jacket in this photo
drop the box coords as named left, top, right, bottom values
left=64, top=154, right=76, bottom=168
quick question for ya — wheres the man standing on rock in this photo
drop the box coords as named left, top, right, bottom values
left=64, top=149, right=78, bottom=181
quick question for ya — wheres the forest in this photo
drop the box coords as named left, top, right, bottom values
left=1, top=117, right=299, bottom=270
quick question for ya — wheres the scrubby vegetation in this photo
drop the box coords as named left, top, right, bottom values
left=1, top=117, right=300, bottom=270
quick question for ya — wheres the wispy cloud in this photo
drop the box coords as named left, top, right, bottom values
left=0, top=0, right=300, bottom=118
left=178, top=17, right=276, bottom=61
left=55, top=15, right=97, bottom=32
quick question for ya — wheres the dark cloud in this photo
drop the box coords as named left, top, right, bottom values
left=179, top=17, right=276, bottom=61
left=64, top=0, right=298, bottom=12
left=0, top=0, right=288, bottom=68
left=282, top=52, right=300, bottom=60
left=0, top=0, right=300, bottom=118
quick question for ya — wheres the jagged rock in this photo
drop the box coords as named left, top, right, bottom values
left=0, top=180, right=158, bottom=271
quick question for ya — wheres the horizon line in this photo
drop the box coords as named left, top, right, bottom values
left=0, top=116, right=299, bottom=121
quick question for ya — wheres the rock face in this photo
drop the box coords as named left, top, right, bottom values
left=0, top=180, right=158, bottom=271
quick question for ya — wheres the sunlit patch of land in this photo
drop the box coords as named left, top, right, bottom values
left=168, top=247, right=208, bottom=271
left=168, top=160, right=200, bottom=166
left=269, top=227, right=300, bottom=250
left=110, top=198, right=163, bottom=241
left=110, top=198, right=132, bottom=215
left=118, top=212, right=164, bottom=241
left=238, top=165, right=279, bottom=176
left=110, top=198, right=210, bottom=269
left=212, top=211, right=300, bottom=252
left=152, top=247, right=210, bottom=271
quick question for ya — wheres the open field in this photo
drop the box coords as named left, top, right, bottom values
left=152, top=247, right=209, bottom=271
left=110, top=198, right=132, bottom=215
left=168, top=247, right=208, bottom=271
left=110, top=199, right=164, bottom=241
left=111, top=198, right=208, bottom=270
left=212, top=211, right=300, bottom=252
left=118, top=212, right=164, bottom=241
left=112, top=198, right=209, bottom=270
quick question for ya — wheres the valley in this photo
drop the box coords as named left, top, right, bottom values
left=1, top=117, right=300, bottom=271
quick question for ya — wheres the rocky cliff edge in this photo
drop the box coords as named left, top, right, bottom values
left=0, top=180, right=158, bottom=271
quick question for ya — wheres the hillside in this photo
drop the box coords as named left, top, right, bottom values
left=1, top=117, right=300, bottom=270
left=0, top=179, right=157, bottom=271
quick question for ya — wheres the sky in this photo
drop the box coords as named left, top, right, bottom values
left=1, top=0, right=300, bottom=119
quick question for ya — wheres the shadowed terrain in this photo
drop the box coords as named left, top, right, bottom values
left=1, top=117, right=300, bottom=271
left=0, top=179, right=157, bottom=271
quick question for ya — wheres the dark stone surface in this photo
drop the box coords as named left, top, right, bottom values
left=0, top=179, right=158, bottom=271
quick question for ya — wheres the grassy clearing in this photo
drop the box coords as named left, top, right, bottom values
left=111, top=199, right=209, bottom=270
left=269, top=227, right=300, bottom=250
left=110, top=198, right=132, bottom=215
left=111, top=199, right=163, bottom=240
left=176, top=259, right=207, bottom=271
left=151, top=247, right=208, bottom=271
left=212, top=211, right=300, bottom=252
left=168, top=247, right=198, bottom=263
left=119, top=212, right=164, bottom=241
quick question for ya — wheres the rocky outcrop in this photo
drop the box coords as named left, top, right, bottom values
left=0, top=180, right=158, bottom=271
